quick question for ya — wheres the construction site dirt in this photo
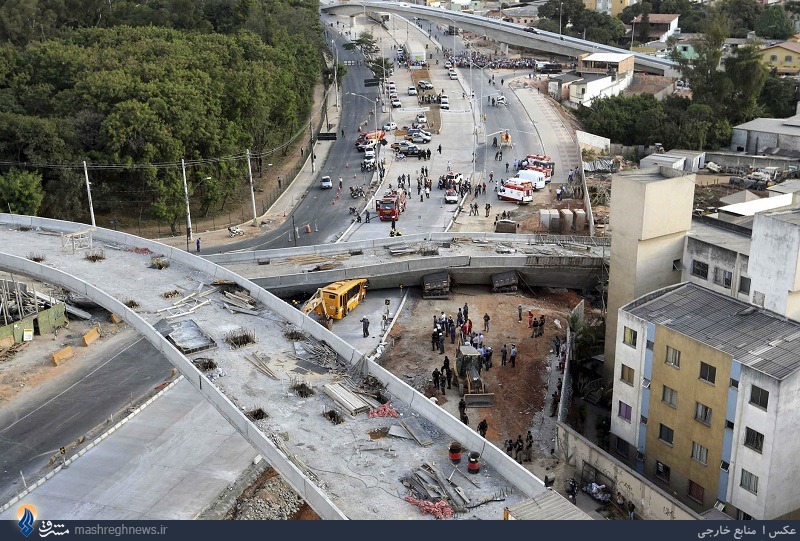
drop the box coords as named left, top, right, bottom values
left=377, top=285, right=586, bottom=457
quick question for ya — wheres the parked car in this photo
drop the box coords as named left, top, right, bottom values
left=392, top=141, right=420, bottom=155
left=320, top=175, right=333, bottom=189
left=449, top=70, right=458, bottom=80
left=408, top=86, right=418, bottom=96
left=391, top=98, right=402, bottom=108
left=383, top=122, right=398, bottom=131
left=391, top=140, right=415, bottom=151
left=417, top=80, right=433, bottom=90
left=524, top=27, right=539, bottom=34
left=363, top=149, right=376, bottom=165
left=409, top=133, right=431, bottom=144
left=444, top=61, right=452, bottom=69
left=440, top=95, right=449, bottom=110
left=495, top=95, right=507, bottom=106
left=444, top=189, right=458, bottom=203
left=416, top=112, right=427, bottom=124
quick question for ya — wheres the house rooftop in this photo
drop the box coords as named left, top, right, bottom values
left=581, top=52, right=633, bottom=64
left=718, top=193, right=793, bottom=217
left=768, top=179, right=800, bottom=195
left=762, top=41, right=800, bottom=55
left=624, top=282, right=800, bottom=380
left=632, top=13, right=680, bottom=24
left=733, top=115, right=800, bottom=137
left=761, top=203, right=800, bottom=226
left=688, top=218, right=752, bottom=256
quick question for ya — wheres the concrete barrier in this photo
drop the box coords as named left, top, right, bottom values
left=51, top=346, right=75, bottom=366
left=82, top=327, right=100, bottom=346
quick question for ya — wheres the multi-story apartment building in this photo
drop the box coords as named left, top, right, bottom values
left=611, top=281, right=800, bottom=519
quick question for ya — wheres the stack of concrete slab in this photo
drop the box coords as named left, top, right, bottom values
left=559, top=209, right=573, bottom=233
left=573, top=209, right=587, bottom=231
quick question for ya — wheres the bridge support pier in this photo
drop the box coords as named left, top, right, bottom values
left=500, top=43, right=509, bottom=56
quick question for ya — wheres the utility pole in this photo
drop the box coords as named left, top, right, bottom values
left=291, top=214, right=297, bottom=247
left=332, top=39, right=339, bottom=108
left=246, top=149, right=258, bottom=227
left=559, top=2, right=564, bottom=36
left=309, top=117, right=316, bottom=173
left=83, top=161, right=95, bottom=228
left=181, top=159, right=193, bottom=248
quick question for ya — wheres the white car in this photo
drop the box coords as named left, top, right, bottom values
left=363, top=149, right=376, bottom=165
left=449, top=70, right=458, bottom=80
left=391, top=98, right=402, bottom=108
left=444, top=61, right=452, bottom=69
left=444, top=189, right=458, bottom=203
left=410, top=133, right=430, bottom=144
left=383, top=122, right=398, bottom=131
left=440, top=96, right=449, bottom=110
left=416, top=112, right=427, bottom=124
left=495, top=95, right=507, bottom=106
left=320, top=175, right=333, bottom=189
left=408, top=86, right=418, bottom=96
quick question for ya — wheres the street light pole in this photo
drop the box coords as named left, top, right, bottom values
left=246, top=149, right=258, bottom=227
left=82, top=161, right=95, bottom=228
left=332, top=39, right=339, bottom=107
left=559, top=2, right=564, bottom=36
left=181, top=159, right=193, bottom=246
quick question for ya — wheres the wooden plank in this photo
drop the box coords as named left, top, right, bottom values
left=223, top=303, right=259, bottom=316
left=400, top=418, right=433, bottom=446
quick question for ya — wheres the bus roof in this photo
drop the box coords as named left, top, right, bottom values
left=320, top=279, right=368, bottom=295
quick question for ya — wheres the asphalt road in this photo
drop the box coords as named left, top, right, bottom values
left=0, top=334, right=172, bottom=504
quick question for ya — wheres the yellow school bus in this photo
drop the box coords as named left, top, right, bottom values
left=301, top=279, right=368, bottom=326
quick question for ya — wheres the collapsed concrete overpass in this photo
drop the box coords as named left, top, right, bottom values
left=0, top=214, right=589, bottom=520
left=322, top=1, right=680, bottom=77
left=208, top=233, right=609, bottom=298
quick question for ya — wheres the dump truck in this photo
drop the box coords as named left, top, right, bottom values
left=422, top=271, right=450, bottom=299
left=456, top=345, right=495, bottom=407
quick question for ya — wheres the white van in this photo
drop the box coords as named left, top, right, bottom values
left=515, top=169, right=547, bottom=190
left=448, top=70, right=458, bottom=80
left=440, top=95, right=449, bottom=109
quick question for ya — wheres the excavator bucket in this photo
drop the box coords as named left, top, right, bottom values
left=464, top=393, right=496, bottom=407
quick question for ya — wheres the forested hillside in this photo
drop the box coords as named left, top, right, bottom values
left=0, top=0, right=323, bottom=228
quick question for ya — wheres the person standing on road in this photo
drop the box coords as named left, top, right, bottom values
left=485, top=203, right=492, bottom=217
left=196, top=238, right=201, bottom=253
left=339, top=177, right=343, bottom=190
left=539, top=315, right=546, bottom=336
left=510, top=344, right=517, bottom=367
left=501, top=344, right=507, bottom=366
left=483, top=313, right=490, bottom=332
left=531, top=318, right=539, bottom=338
left=361, top=317, right=370, bottom=338
left=518, top=304, right=523, bottom=322
left=463, top=303, right=469, bottom=321
left=432, top=368, right=441, bottom=391
left=438, top=329, right=445, bottom=354
left=365, top=209, right=371, bottom=223
left=444, top=365, right=453, bottom=389
left=506, top=162, right=510, bottom=173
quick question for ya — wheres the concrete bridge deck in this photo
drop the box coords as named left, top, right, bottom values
left=0, top=214, right=588, bottom=520
left=211, top=232, right=609, bottom=296
left=323, top=1, right=679, bottom=77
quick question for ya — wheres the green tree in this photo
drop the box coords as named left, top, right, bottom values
left=618, top=2, right=651, bottom=24
left=719, top=0, right=763, bottom=37
left=755, top=5, right=795, bottom=39
left=574, top=10, right=626, bottom=44
left=759, top=72, right=798, bottom=118
left=365, top=57, right=393, bottom=82
left=723, top=43, right=769, bottom=124
left=538, top=0, right=586, bottom=29
left=0, top=168, right=44, bottom=215
left=638, top=11, right=652, bottom=43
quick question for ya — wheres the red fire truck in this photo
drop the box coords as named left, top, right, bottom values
left=376, top=188, right=407, bottom=220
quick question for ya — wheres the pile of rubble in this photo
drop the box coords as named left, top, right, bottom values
left=226, top=474, right=305, bottom=520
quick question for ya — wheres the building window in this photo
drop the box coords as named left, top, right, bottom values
left=744, top=427, right=764, bottom=453
left=730, top=378, right=739, bottom=388
left=618, top=401, right=632, bottom=422
left=662, top=385, right=678, bottom=408
left=691, top=442, right=708, bottom=465
left=615, top=437, right=630, bottom=457
left=740, top=469, right=758, bottom=494
left=739, top=277, right=751, bottom=295
left=699, top=362, right=716, bottom=384
left=750, top=385, right=769, bottom=410
left=726, top=419, right=735, bottom=430
left=694, top=402, right=712, bottom=425
left=659, top=423, right=674, bottom=445
left=665, top=346, right=681, bottom=368
left=621, top=364, right=634, bottom=385
left=770, top=55, right=778, bottom=62
left=688, top=480, right=705, bottom=503
left=713, top=268, right=732, bottom=288
left=786, top=55, right=793, bottom=62
left=623, top=326, right=637, bottom=348
left=646, top=340, right=654, bottom=351
left=656, top=460, right=671, bottom=482
left=692, top=259, right=709, bottom=279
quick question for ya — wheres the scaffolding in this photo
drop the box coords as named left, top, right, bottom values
left=61, top=228, right=94, bottom=253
